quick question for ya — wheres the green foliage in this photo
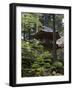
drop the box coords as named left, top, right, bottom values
left=53, top=61, right=63, bottom=68
left=21, top=13, right=42, bottom=32
left=21, top=39, right=64, bottom=77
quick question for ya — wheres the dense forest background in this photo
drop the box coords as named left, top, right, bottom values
left=21, top=13, right=64, bottom=77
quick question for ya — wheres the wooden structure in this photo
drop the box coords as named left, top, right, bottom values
left=33, top=26, right=60, bottom=48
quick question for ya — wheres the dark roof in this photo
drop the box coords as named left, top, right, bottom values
left=34, top=26, right=60, bottom=40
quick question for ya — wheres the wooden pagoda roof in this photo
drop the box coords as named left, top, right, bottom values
left=34, top=26, right=60, bottom=40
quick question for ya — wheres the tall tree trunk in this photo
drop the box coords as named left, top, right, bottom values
left=53, top=14, right=57, bottom=62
